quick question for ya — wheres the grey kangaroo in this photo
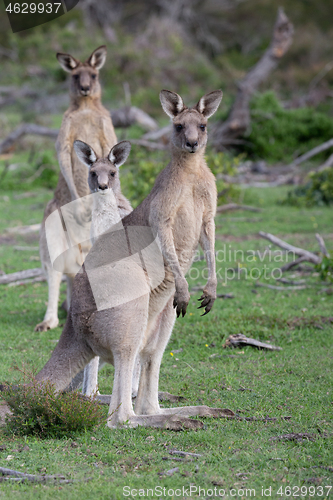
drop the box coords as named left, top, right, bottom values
left=36, top=45, right=117, bottom=332
left=36, top=89, right=234, bottom=429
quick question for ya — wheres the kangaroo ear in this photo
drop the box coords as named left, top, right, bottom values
left=108, top=141, right=131, bottom=168
left=87, top=45, right=107, bottom=70
left=195, top=90, right=223, bottom=119
left=56, top=52, right=79, bottom=72
left=160, top=90, right=186, bottom=119
left=73, top=140, right=97, bottom=168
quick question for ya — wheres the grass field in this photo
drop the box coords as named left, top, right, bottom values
left=0, top=186, right=332, bottom=499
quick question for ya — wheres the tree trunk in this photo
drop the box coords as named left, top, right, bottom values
left=212, top=8, right=294, bottom=149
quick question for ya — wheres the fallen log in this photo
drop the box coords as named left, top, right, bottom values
left=0, top=124, right=58, bottom=154
left=292, top=138, right=333, bottom=166
left=216, top=203, right=262, bottom=213
left=0, top=268, right=43, bottom=285
left=223, top=333, right=282, bottom=351
left=315, top=233, right=330, bottom=257
left=4, top=223, right=41, bottom=235
left=130, top=139, right=168, bottom=150
left=258, top=231, right=320, bottom=264
left=255, top=282, right=307, bottom=291
left=0, top=466, right=71, bottom=484
left=280, top=256, right=308, bottom=272
left=0, top=107, right=158, bottom=154
left=110, top=106, right=158, bottom=131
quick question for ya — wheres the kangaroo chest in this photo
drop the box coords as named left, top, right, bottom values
left=172, top=178, right=216, bottom=271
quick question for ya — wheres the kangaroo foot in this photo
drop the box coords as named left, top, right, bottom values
left=95, top=392, right=184, bottom=405
left=159, top=405, right=235, bottom=418
left=107, top=414, right=204, bottom=430
left=34, top=318, right=59, bottom=332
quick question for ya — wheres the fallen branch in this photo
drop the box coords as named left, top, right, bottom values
left=280, top=256, right=308, bottom=272
left=8, top=275, right=66, bottom=287
left=276, top=277, right=306, bottom=285
left=142, top=124, right=172, bottom=141
left=0, top=86, right=39, bottom=108
left=316, top=152, right=333, bottom=172
left=223, top=333, right=282, bottom=351
left=0, top=107, right=158, bottom=154
left=130, top=139, right=168, bottom=150
left=255, top=282, right=307, bottom=291
left=0, top=268, right=43, bottom=285
left=216, top=293, right=234, bottom=299
left=162, top=467, right=179, bottom=477
left=169, top=450, right=202, bottom=458
left=315, top=233, right=330, bottom=257
left=0, top=466, right=71, bottom=484
left=258, top=231, right=320, bottom=264
left=216, top=203, right=262, bottom=213
left=13, top=246, right=39, bottom=251
left=269, top=433, right=315, bottom=443
left=5, top=223, right=41, bottom=235
left=292, top=138, right=333, bottom=166
left=110, top=106, right=158, bottom=131
left=0, top=124, right=58, bottom=154
left=212, top=8, right=293, bottom=148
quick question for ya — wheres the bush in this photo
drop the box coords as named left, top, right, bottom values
left=281, top=168, right=333, bottom=207
left=246, top=91, right=333, bottom=163
left=1, top=379, right=106, bottom=438
left=206, top=150, right=242, bottom=204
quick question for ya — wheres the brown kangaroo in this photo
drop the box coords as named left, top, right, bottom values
left=36, top=89, right=234, bottom=429
left=35, top=46, right=117, bottom=332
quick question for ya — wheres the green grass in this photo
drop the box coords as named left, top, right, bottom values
left=0, top=186, right=332, bottom=499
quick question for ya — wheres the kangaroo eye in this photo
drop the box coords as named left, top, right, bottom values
left=73, top=74, right=79, bottom=80
left=91, top=74, right=96, bottom=80
left=91, top=171, right=96, bottom=177
left=200, top=125, right=206, bottom=131
left=110, top=172, right=115, bottom=177
left=175, top=124, right=183, bottom=132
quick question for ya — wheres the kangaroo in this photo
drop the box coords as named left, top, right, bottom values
left=36, top=89, right=234, bottom=429
left=74, top=140, right=133, bottom=396
left=35, top=45, right=117, bottom=333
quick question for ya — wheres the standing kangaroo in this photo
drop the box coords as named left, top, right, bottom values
left=74, top=139, right=133, bottom=396
left=36, top=90, right=234, bottom=429
left=35, top=45, right=117, bottom=332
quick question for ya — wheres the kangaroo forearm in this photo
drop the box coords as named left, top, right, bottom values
left=200, top=222, right=217, bottom=285
left=157, top=227, right=185, bottom=284
left=58, top=155, right=78, bottom=200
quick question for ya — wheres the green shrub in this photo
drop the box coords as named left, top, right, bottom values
left=315, top=255, right=333, bottom=283
left=246, top=91, right=333, bottom=163
left=281, top=168, right=333, bottom=207
left=206, top=150, right=242, bottom=204
left=1, top=379, right=106, bottom=438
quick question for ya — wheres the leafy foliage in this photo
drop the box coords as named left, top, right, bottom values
left=1, top=378, right=106, bottom=438
left=206, top=150, right=241, bottom=204
left=246, top=92, right=333, bottom=163
left=315, top=255, right=333, bottom=283
left=281, top=168, right=333, bottom=207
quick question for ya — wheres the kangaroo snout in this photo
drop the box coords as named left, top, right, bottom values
left=80, top=85, right=90, bottom=95
left=185, top=140, right=198, bottom=152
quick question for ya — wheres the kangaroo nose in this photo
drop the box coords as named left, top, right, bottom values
left=81, top=86, right=90, bottom=92
left=186, top=141, right=198, bottom=148
left=99, top=183, right=108, bottom=190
